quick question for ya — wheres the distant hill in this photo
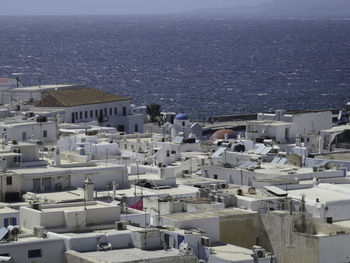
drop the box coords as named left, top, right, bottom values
left=190, top=0, right=350, bottom=17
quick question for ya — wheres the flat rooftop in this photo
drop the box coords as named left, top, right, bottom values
left=73, top=247, right=193, bottom=262
left=176, top=175, right=227, bottom=185
left=0, top=206, right=19, bottom=214
left=10, top=162, right=123, bottom=176
left=40, top=202, right=111, bottom=213
left=112, top=185, right=199, bottom=199
left=125, top=137, right=152, bottom=143
left=287, top=184, right=350, bottom=203
left=63, top=228, right=132, bottom=238
left=209, top=243, right=256, bottom=262
left=334, top=220, right=350, bottom=229
left=24, top=189, right=85, bottom=203
left=162, top=208, right=256, bottom=221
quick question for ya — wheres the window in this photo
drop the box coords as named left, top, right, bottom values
left=85, top=111, right=88, bottom=118
left=98, top=110, right=103, bottom=122
left=80, top=112, right=82, bottom=119
left=214, top=174, right=218, bottom=179
left=114, top=107, right=117, bottom=115
left=164, top=233, right=170, bottom=247
left=28, top=249, right=42, bottom=258
left=118, top=125, right=125, bottom=132
left=13, top=149, right=21, bottom=163
left=123, top=107, right=126, bottom=116
left=71, top=112, right=75, bottom=123
left=95, top=110, right=98, bottom=117
left=75, top=112, right=78, bottom=119
left=135, top=124, right=138, bottom=133
left=110, top=108, right=112, bottom=115
left=124, top=144, right=127, bottom=150
left=4, top=217, right=16, bottom=227
left=43, top=130, right=47, bottom=138
left=90, top=110, right=93, bottom=118
left=22, top=132, right=26, bottom=140
left=6, top=176, right=12, bottom=185
left=166, top=150, right=170, bottom=157
left=104, top=108, right=107, bottom=116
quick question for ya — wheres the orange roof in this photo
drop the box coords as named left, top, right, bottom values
left=0, top=78, right=12, bottom=83
left=35, top=87, right=131, bottom=107
left=210, top=129, right=235, bottom=140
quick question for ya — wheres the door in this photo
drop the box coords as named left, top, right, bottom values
left=42, top=178, right=52, bottom=192
left=33, top=179, right=41, bottom=192
left=177, top=235, right=185, bottom=248
left=99, top=109, right=103, bottom=122
left=71, top=112, right=75, bottom=123
left=285, top=128, right=290, bottom=141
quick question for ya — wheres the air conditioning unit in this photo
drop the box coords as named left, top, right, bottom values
left=253, top=246, right=266, bottom=258
left=115, top=221, right=127, bottom=230
left=209, top=184, right=218, bottom=190
left=34, top=226, right=46, bottom=238
left=201, top=236, right=211, bottom=247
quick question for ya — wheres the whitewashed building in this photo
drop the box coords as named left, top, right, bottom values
left=246, top=110, right=332, bottom=143
left=34, top=87, right=144, bottom=134
left=0, top=119, right=57, bottom=144
left=162, top=113, right=202, bottom=140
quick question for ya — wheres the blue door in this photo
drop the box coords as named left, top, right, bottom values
left=178, top=235, right=185, bottom=248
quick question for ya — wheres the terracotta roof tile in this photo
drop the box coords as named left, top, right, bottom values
left=35, top=87, right=131, bottom=107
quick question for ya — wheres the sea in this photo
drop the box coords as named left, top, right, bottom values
left=0, top=15, right=350, bottom=120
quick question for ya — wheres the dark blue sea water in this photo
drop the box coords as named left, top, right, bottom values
left=0, top=16, right=350, bottom=119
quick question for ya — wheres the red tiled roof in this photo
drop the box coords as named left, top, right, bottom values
left=35, top=87, right=131, bottom=107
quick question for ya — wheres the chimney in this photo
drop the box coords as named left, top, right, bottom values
left=84, top=178, right=94, bottom=201
left=54, top=148, right=61, bottom=167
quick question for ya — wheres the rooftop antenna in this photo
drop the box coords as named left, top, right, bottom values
left=144, top=197, right=147, bottom=231
left=11, top=73, right=21, bottom=88
left=33, top=73, right=42, bottom=88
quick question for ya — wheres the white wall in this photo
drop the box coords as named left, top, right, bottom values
left=0, top=238, right=66, bottom=263
left=0, top=210, right=19, bottom=227
left=63, top=100, right=144, bottom=134
left=292, top=112, right=332, bottom=137
left=20, top=207, right=42, bottom=229
left=319, top=234, right=350, bottom=263
left=85, top=206, right=120, bottom=225
left=3, top=121, right=57, bottom=143
left=161, top=216, right=220, bottom=242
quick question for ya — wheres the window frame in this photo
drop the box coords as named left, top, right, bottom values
left=28, top=249, right=42, bottom=259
